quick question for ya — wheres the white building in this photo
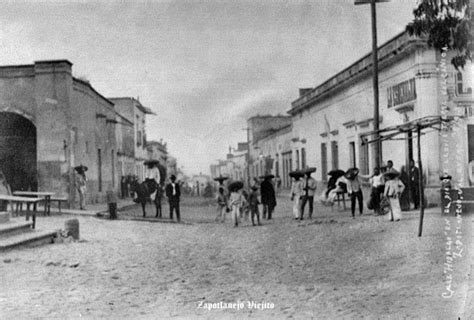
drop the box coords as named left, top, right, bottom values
left=288, top=31, right=473, bottom=204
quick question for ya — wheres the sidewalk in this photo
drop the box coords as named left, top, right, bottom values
left=37, top=197, right=136, bottom=217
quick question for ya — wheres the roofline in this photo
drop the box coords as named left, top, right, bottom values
left=288, top=30, right=427, bottom=115
left=73, top=77, right=114, bottom=106
left=108, top=97, right=156, bottom=115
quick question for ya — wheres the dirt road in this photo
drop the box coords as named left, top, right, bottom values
left=0, top=195, right=471, bottom=319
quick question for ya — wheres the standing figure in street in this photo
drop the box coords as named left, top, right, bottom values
left=290, top=172, right=304, bottom=220
left=228, top=181, right=244, bottom=227
left=399, top=165, right=411, bottom=211
left=409, top=159, right=420, bottom=209
left=215, top=187, right=228, bottom=223
left=74, top=165, right=88, bottom=210
left=365, top=167, right=385, bottom=215
left=260, top=174, right=277, bottom=220
left=248, top=185, right=261, bottom=226
left=345, top=168, right=363, bottom=217
left=384, top=170, right=405, bottom=221
left=300, top=168, right=317, bottom=219
left=166, top=175, right=181, bottom=222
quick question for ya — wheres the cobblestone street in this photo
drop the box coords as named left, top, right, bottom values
left=1, top=195, right=471, bottom=319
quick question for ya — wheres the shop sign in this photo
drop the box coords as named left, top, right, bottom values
left=387, top=78, right=416, bottom=108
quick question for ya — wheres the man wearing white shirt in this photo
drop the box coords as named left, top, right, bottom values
left=166, top=175, right=181, bottom=222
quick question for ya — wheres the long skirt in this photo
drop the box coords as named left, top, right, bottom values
left=388, top=197, right=402, bottom=221
left=293, top=197, right=301, bottom=218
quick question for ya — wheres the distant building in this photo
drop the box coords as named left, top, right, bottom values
left=146, top=139, right=168, bottom=164
left=109, top=97, right=155, bottom=182
left=248, top=115, right=293, bottom=187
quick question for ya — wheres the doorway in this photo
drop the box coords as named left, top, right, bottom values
left=0, top=112, right=37, bottom=191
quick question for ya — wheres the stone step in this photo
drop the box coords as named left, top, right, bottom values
left=0, top=211, right=10, bottom=223
left=0, top=229, right=57, bottom=252
left=0, top=220, right=33, bottom=238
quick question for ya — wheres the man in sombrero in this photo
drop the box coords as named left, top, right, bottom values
left=345, top=168, right=364, bottom=217
left=74, top=164, right=88, bottom=210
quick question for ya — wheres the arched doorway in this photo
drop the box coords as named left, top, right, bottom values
left=0, top=112, right=37, bottom=191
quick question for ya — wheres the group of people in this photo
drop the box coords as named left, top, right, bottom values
left=289, top=168, right=317, bottom=220
left=317, top=159, right=421, bottom=221
left=142, top=160, right=181, bottom=222
left=215, top=174, right=277, bottom=227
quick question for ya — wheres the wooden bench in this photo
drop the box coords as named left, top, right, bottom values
left=50, top=196, right=68, bottom=213
left=13, top=191, right=55, bottom=216
left=0, top=195, right=42, bottom=229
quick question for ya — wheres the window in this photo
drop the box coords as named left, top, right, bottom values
left=111, top=149, right=115, bottom=188
left=359, top=137, right=369, bottom=175
left=349, top=142, right=356, bottom=168
left=296, top=150, right=300, bottom=170
left=331, top=141, right=339, bottom=170
left=301, top=148, right=306, bottom=169
left=456, top=72, right=472, bottom=96
left=321, top=143, right=327, bottom=180
left=98, top=148, right=102, bottom=192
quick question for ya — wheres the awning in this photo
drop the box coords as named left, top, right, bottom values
left=360, top=115, right=455, bottom=145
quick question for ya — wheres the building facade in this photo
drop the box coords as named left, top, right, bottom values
left=109, top=97, right=155, bottom=183
left=248, top=115, right=293, bottom=188
left=0, top=60, right=160, bottom=207
left=288, top=31, right=473, bottom=204
left=0, top=60, right=120, bottom=205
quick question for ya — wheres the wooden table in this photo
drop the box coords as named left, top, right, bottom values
left=13, top=191, right=56, bottom=216
left=0, top=195, right=43, bottom=229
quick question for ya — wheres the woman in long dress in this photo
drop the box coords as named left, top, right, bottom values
left=290, top=174, right=304, bottom=220
left=384, top=171, right=405, bottom=221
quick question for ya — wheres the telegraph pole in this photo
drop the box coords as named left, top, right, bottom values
left=355, top=0, right=389, bottom=169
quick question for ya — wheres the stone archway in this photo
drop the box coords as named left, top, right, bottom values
left=0, top=112, right=37, bottom=191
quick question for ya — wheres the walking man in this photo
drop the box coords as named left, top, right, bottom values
left=346, top=168, right=364, bottom=217
left=260, top=174, right=277, bottom=220
left=300, top=168, right=317, bottom=219
left=409, top=159, right=420, bottom=209
left=166, top=175, right=181, bottom=222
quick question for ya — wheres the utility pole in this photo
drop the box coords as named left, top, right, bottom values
left=355, top=0, right=389, bottom=169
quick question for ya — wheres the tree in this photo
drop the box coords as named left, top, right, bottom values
left=406, top=0, right=471, bottom=69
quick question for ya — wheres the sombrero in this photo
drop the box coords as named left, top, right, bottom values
left=213, top=175, right=229, bottom=183
left=228, top=181, right=244, bottom=191
left=289, top=170, right=305, bottom=178
left=328, top=169, right=345, bottom=179
left=74, top=165, right=88, bottom=173
left=302, top=167, right=317, bottom=174
left=440, top=174, right=452, bottom=181
left=260, top=174, right=275, bottom=180
left=384, top=170, right=400, bottom=180
left=344, top=168, right=359, bottom=180
left=144, top=159, right=160, bottom=166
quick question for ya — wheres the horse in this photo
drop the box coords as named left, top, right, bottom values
left=130, top=178, right=162, bottom=218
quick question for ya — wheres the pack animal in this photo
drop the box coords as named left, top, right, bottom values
left=130, top=178, right=162, bottom=218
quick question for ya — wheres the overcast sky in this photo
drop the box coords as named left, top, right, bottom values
left=0, top=0, right=418, bottom=175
